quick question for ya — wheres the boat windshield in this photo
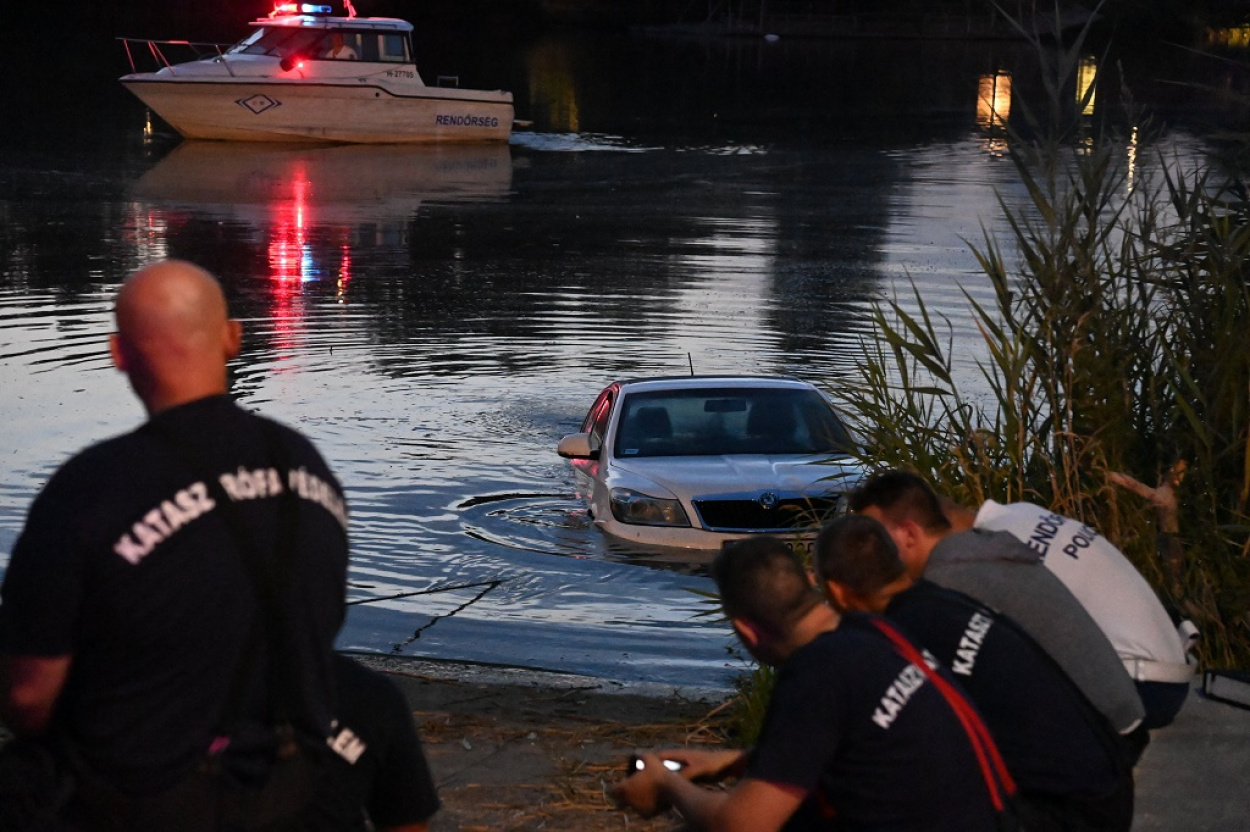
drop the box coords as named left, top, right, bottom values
left=226, top=25, right=410, bottom=62
left=228, top=26, right=324, bottom=56
left=614, top=387, right=856, bottom=458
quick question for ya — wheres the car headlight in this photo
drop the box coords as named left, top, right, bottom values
left=609, top=488, right=690, bottom=527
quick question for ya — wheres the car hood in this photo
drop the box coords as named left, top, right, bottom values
left=609, top=454, right=861, bottom=498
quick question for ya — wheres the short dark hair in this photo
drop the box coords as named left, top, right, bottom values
left=712, top=536, right=821, bottom=634
left=815, top=514, right=906, bottom=597
left=847, top=470, right=952, bottom=534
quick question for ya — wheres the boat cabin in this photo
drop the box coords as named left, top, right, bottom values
left=226, top=3, right=414, bottom=65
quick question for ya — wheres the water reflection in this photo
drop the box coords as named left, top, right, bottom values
left=526, top=40, right=582, bottom=133
left=1126, top=125, right=1140, bottom=191
left=1206, top=27, right=1250, bottom=49
left=977, top=70, right=1013, bottom=154
left=132, top=141, right=513, bottom=226
left=131, top=141, right=514, bottom=366
left=1077, top=55, right=1098, bottom=115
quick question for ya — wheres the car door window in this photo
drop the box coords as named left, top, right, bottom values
left=581, top=390, right=614, bottom=452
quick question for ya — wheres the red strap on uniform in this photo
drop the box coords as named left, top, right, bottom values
left=869, top=617, right=1017, bottom=810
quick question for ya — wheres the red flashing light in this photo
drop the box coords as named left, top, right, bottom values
left=269, top=3, right=334, bottom=18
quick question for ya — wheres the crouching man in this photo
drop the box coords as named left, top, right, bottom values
left=816, top=514, right=1135, bottom=832
left=611, top=536, right=1015, bottom=832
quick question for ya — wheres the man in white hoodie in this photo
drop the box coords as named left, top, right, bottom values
left=948, top=499, right=1195, bottom=729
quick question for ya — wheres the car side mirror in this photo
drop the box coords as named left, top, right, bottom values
left=557, top=433, right=599, bottom=460
left=280, top=54, right=298, bottom=72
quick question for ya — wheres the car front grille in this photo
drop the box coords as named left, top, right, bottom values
left=693, top=495, right=841, bottom=533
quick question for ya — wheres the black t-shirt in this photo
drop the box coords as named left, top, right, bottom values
left=747, top=615, right=1002, bottom=832
left=0, top=396, right=349, bottom=795
left=884, top=581, right=1121, bottom=798
left=302, top=655, right=441, bottom=830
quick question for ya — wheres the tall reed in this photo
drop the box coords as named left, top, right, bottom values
left=836, top=19, right=1250, bottom=667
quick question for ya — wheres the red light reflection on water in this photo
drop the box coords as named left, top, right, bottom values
left=336, top=246, right=352, bottom=300
left=264, top=164, right=353, bottom=366
left=267, top=166, right=309, bottom=283
left=265, top=165, right=309, bottom=366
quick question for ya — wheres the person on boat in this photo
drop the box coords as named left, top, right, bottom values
left=611, top=536, right=1016, bottom=832
left=845, top=469, right=1148, bottom=743
left=323, top=32, right=358, bottom=60
left=816, top=513, right=1136, bottom=832
left=0, top=260, right=349, bottom=828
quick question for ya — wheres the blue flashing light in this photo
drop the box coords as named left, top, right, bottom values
left=272, top=2, right=332, bottom=15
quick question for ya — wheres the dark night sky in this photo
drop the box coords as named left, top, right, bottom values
left=11, top=1, right=552, bottom=39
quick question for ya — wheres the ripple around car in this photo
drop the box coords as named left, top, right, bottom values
left=557, top=376, right=865, bottom=556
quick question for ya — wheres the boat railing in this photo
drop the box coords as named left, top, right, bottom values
left=119, top=38, right=238, bottom=77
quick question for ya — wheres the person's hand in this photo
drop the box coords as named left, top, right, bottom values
left=610, top=753, right=674, bottom=817
left=661, top=748, right=747, bottom=782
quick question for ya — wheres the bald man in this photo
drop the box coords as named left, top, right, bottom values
left=0, top=261, right=350, bottom=827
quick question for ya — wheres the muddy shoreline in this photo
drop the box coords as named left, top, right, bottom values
left=359, top=653, right=733, bottom=831
left=369, top=655, right=1250, bottom=832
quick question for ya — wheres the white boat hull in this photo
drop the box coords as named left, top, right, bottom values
left=122, top=77, right=514, bottom=144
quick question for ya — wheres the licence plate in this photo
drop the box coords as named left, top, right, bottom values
left=785, top=537, right=815, bottom=561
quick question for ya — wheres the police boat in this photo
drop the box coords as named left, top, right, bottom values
left=119, top=1, right=514, bottom=144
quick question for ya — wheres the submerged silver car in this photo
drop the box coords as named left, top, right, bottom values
left=558, top=376, right=863, bottom=552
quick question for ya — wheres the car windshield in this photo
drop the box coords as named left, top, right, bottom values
left=613, top=387, right=855, bottom=458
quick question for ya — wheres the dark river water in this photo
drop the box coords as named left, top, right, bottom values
left=0, top=24, right=1234, bottom=689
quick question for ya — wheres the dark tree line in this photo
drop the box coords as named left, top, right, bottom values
left=13, top=0, right=1237, bottom=47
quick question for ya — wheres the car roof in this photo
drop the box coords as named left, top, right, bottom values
left=612, top=375, right=817, bottom=393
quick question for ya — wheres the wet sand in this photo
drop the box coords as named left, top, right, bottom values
left=360, top=655, right=729, bottom=831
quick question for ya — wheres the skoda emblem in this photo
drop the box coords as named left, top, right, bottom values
left=758, top=492, right=779, bottom=510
